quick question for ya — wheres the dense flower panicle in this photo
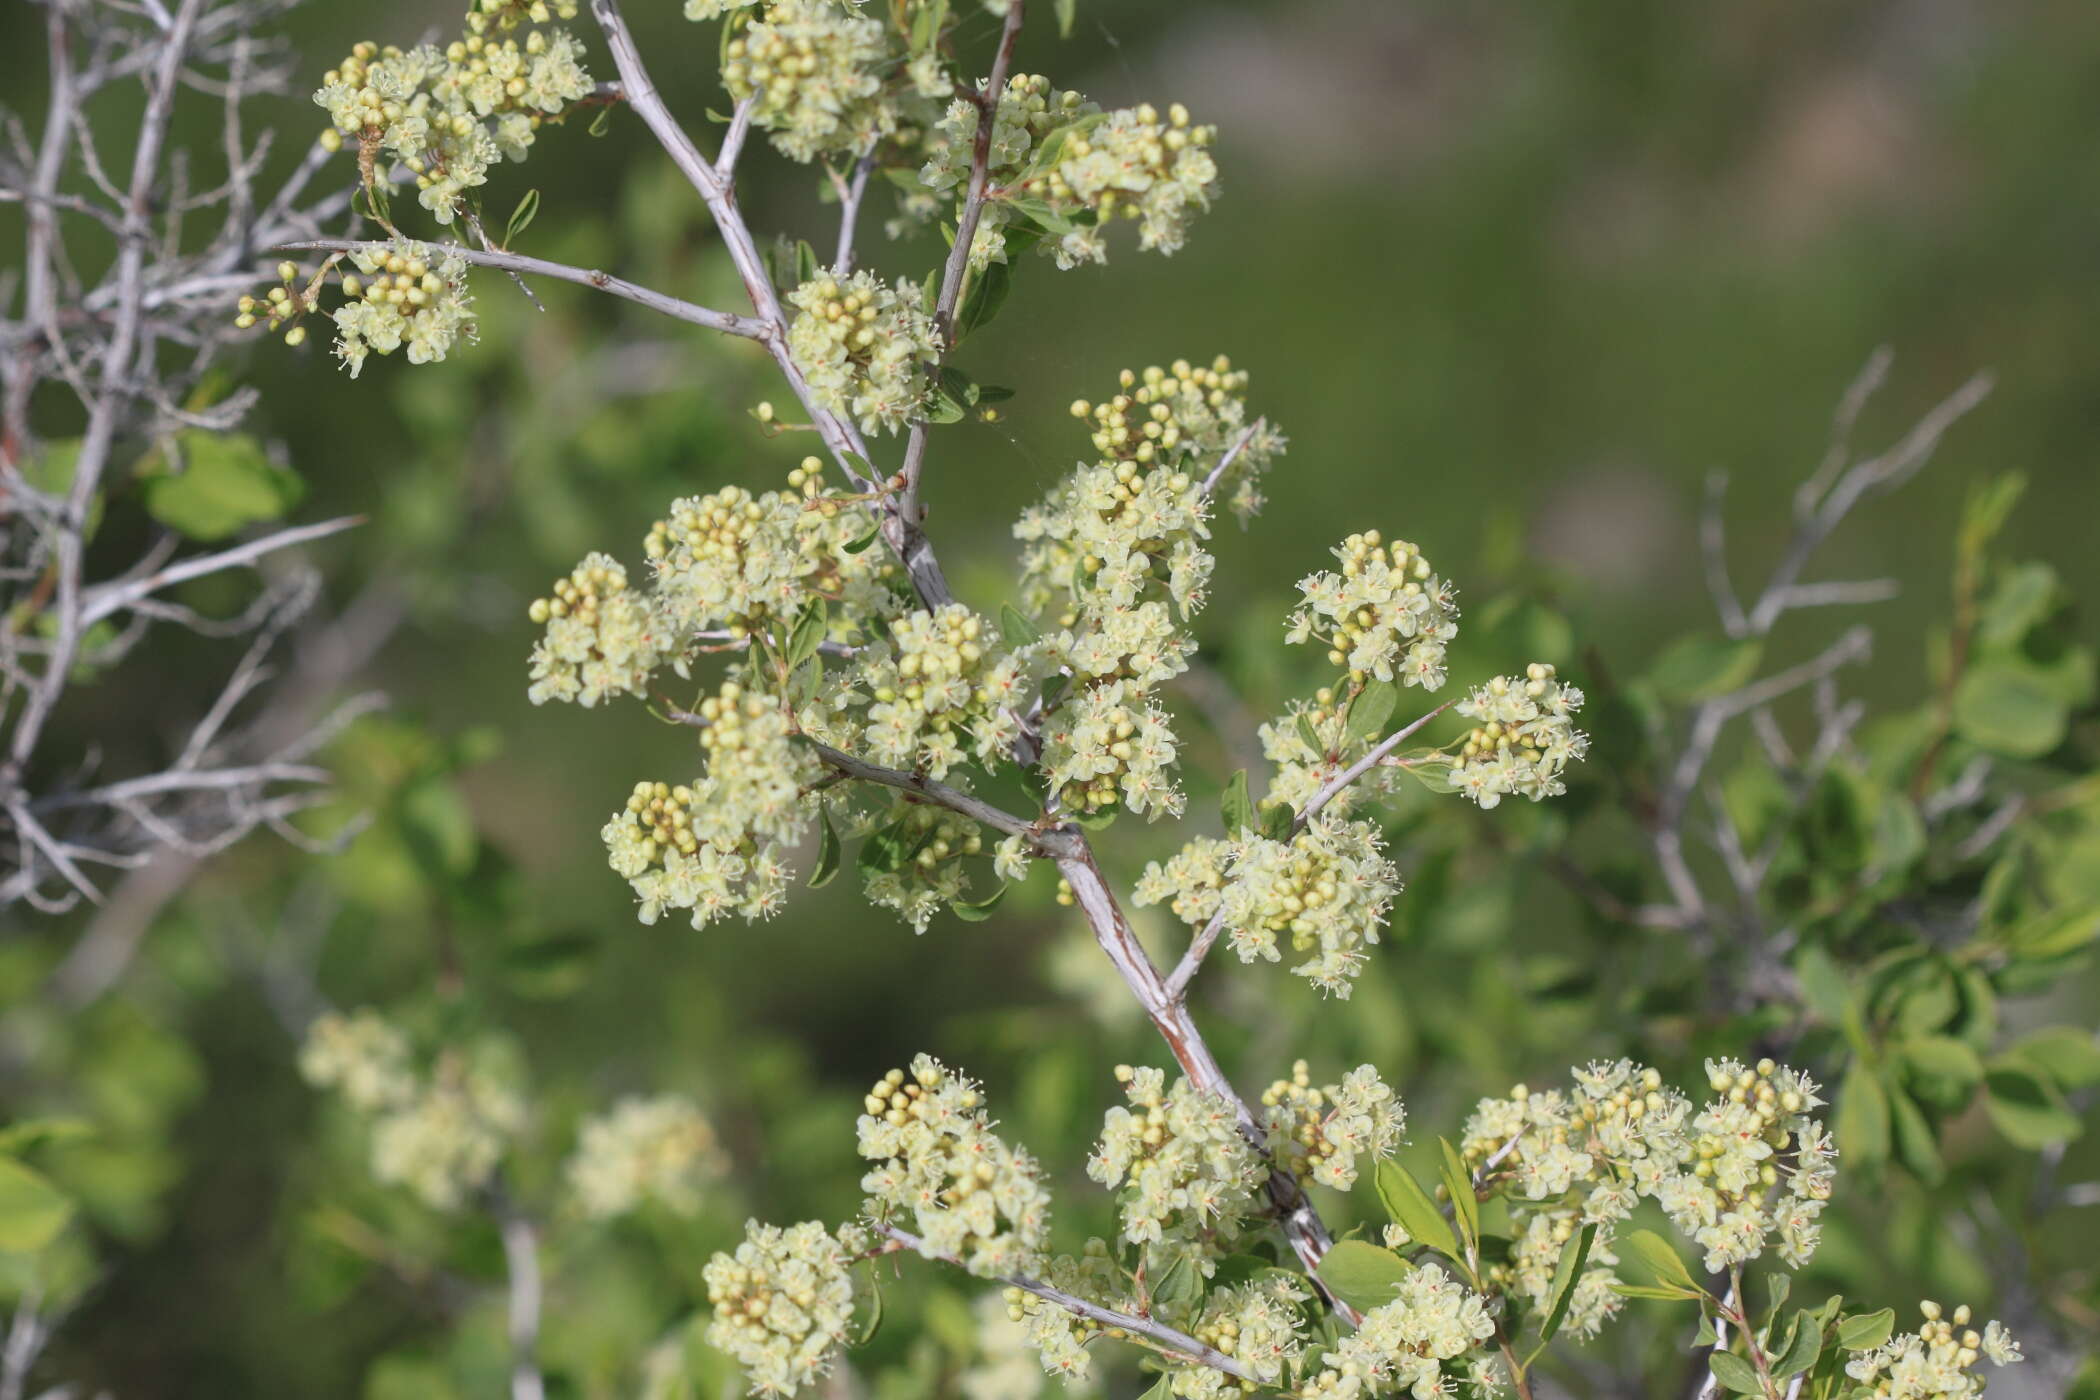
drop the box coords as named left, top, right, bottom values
left=566, top=1095, right=726, bottom=1218
left=1024, top=102, right=1219, bottom=269
left=852, top=605, right=1029, bottom=779
left=1177, top=1275, right=1314, bottom=1398
left=1306, top=1263, right=1497, bottom=1398
left=1288, top=532, right=1459, bottom=688
left=329, top=241, right=476, bottom=377
left=1135, top=814, right=1399, bottom=995
left=1255, top=687, right=1376, bottom=815
left=959, top=1292, right=1056, bottom=1400
left=300, top=1011, right=526, bottom=1211
left=1072, top=357, right=1283, bottom=521
left=312, top=14, right=590, bottom=223
left=526, top=553, right=667, bottom=706
left=723, top=0, right=894, bottom=163
left=1502, top=1211, right=1623, bottom=1340
left=1437, top=665, right=1588, bottom=809
left=647, top=459, right=902, bottom=645
left=704, top=1219, right=859, bottom=1397
left=1088, top=1066, right=1266, bottom=1267
left=602, top=679, right=816, bottom=929
left=1015, top=459, right=1211, bottom=634
left=1006, top=1240, right=1128, bottom=1381
left=1037, top=678, right=1183, bottom=818
left=1260, top=1061, right=1405, bottom=1190
left=858, top=1056, right=1051, bottom=1278
left=1845, top=1303, right=2022, bottom=1400
left=849, top=797, right=987, bottom=932
left=787, top=272, right=942, bottom=435
left=685, top=0, right=758, bottom=17
left=921, top=74, right=1098, bottom=268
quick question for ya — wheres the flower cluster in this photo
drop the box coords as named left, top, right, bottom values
left=328, top=241, right=477, bottom=377
left=565, top=1094, right=726, bottom=1218
left=601, top=679, right=816, bottom=928
left=922, top=73, right=1098, bottom=269
left=853, top=605, right=1029, bottom=779
left=1088, top=1065, right=1267, bottom=1268
left=786, top=272, right=942, bottom=435
left=1180, top=1276, right=1314, bottom=1398
left=1288, top=532, right=1460, bottom=688
left=1255, top=688, right=1362, bottom=815
left=703, top=1219, right=859, bottom=1397
left=301, top=1011, right=525, bottom=1211
left=1015, top=458, right=1211, bottom=637
left=1436, top=665, right=1588, bottom=809
left=858, top=1056, right=1051, bottom=1277
left=721, top=0, right=894, bottom=163
left=1844, top=1303, right=2022, bottom=1400
left=1022, top=102, right=1220, bottom=268
left=1072, top=357, right=1282, bottom=521
left=526, top=553, right=667, bottom=707
left=1462, top=1057, right=1834, bottom=1305
left=1006, top=1239, right=1127, bottom=1381
left=1259, top=1061, right=1405, bottom=1190
left=233, top=261, right=322, bottom=348
left=646, top=460, right=901, bottom=647
left=312, top=17, right=591, bottom=222
left=850, top=798, right=987, bottom=932
left=1135, top=814, right=1399, bottom=995
left=1037, top=679, right=1182, bottom=818
left=1305, top=1263, right=1497, bottom=1398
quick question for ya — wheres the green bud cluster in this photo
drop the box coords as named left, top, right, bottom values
left=527, top=552, right=666, bottom=707
left=1846, top=1302, right=2022, bottom=1399
left=313, top=11, right=589, bottom=223
left=786, top=271, right=942, bottom=436
left=722, top=0, right=894, bottom=164
left=328, top=240, right=477, bottom=377
left=1288, top=530, right=1459, bottom=688
left=1182, top=1277, right=1314, bottom=1397
left=922, top=73, right=1097, bottom=269
left=1258, top=1060, right=1404, bottom=1191
left=233, top=261, right=318, bottom=347
left=1032, top=101, right=1219, bottom=268
left=702, top=1219, right=859, bottom=1398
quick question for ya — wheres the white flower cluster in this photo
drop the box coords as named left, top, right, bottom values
left=1288, top=532, right=1459, bottom=689
left=858, top=1056, right=1051, bottom=1278
left=1259, top=1061, right=1405, bottom=1190
left=312, top=14, right=591, bottom=222
left=959, top=1292, right=1057, bottom=1400
left=1072, top=358, right=1283, bottom=522
left=722, top=0, right=894, bottom=163
left=853, top=605, right=1030, bottom=780
left=1037, top=678, right=1182, bottom=818
left=1135, top=814, right=1399, bottom=995
left=1845, top=1303, right=2022, bottom=1400
left=647, top=460, right=902, bottom=645
left=526, top=553, right=667, bottom=707
left=1179, top=1275, right=1314, bottom=1398
left=1015, top=457, right=1210, bottom=641
left=1437, top=665, right=1588, bottom=809
left=1005, top=1239, right=1127, bottom=1381
left=703, top=1218, right=859, bottom=1397
left=787, top=272, right=942, bottom=435
left=602, top=679, right=817, bottom=929
left=1087, top=1065, right=1266, bottom=1268
left=1305, top=1262, right=1497, bottom=1398
left=685, top=0, right=757, bottom=18
left=301, top=1011, right=525, bottom=1211
left=1500, top=1212, right=1623, bottom=1341
left=849, top=797, right=987, bottom=932
left=1023, top=102, right=1220, bottom=268
left=922, top=74, right=1097, bottom=269
left=330, top=241, right=476, bottom=377
left=1462, top=1057, right=1834, bottom=1297
left=1255, top=688, right=1368, bottom=816
left=565, top=1094, right=726, bottom=1218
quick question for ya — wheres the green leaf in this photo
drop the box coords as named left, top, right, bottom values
left=1373, top=1159, right=1460, bottom=1265
left=1953, top=662, right=2068, bottom=758
left=785, top=600, right=829, bottom=673
left=0, top=1119, right=93, bottom=1155
left=396, top=776, right=476, bottom=881
left=998, top=602, right=1040, bottom=646
left=1538, top=1221, right=1597, bottom=1342
left=950, top=884, right=1006, bottom=922
left=587, top=104, right=614, bottom=137
left=1258, top=801, right=1295, bottom=843
left=795, top=239, right=819, bottom=286
left=2002, top=903, right=2100, bottom=959
left=502, top=932, right=598, bottom=1001
left=1054, top=0, right=1075, bottom=38
left=1619, top=1229, right=1700, bottom=1296
left=1221, top=770, right=1253, bottom=837
left=1610, top=1282, right=1703, bottom=1301
left=1837, top=1308, right=1895, bottom=1352
left=843, top=521, right=882, bottom=554
left=1002, top=195, right=1080, bottom=237
left=1775, top=1309, right=1824, bottom=1378
left=1294, top=710, right=1325, bottom=756
left=858, top=818, right=913, bottom=875
left=1706, top=1351, right=1762, bottom=1394
left=1793, top=944, right=1852, bottom=1028
left=907, top=0, right=948, bottom=52
left=1888, top=1081, right=1943, bottom=1185
left=1148, top=1249, right=1201, bottom=1314
left=2007, top=1027, right=2100, bottom=1090
left=1646, top=633, right=1763, bottom=702
left=809, top=809, right=842, bottom=888
left=1316, top=1240, right=1412, bottom=1314
left=955, top=259, right=1011, bottom=343
left=503, top=187, right=540, bottom=246
left=1437, top=1138, right=1477, bottom=1255
left=138, top=431, right=305, bottom=541
left=1345, top=678, right=1398, bottom=746
left=1835, top=1063, right=1890, bottom=1173
left=1982, top=1059, right=2083, bottom=1148
left=853, top=1264, right=884, bottom=1345
left=0, top=1156, right=74, bottom=1253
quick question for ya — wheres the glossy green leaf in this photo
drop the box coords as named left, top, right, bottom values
left=1221, top=770, right=1253, bottom=837
left=1373, top=1159, right=1460, bottom=1265
left=950, top=884, right=1006, bottom=922
left=1953, top=662, right=2068, bottom=758
left=1316, top=1240, right=1412, bottom=1314
left=139, top=431, right=305, bottom=541
left=809, top=809, right=841, bottom=888
left=0, top=1157, right=73, bottom=1253
left=1538, top=1222, right=1597, bottom=1342
left=1437, top=1138, right=1477, bottom=1255
left=1835, top=1063, right=1890, bottom=1172
left=2008, top=1027, right=2100, bottom=1090
left=1982, top=1060, right=2083, bottom=1147
left=1619, top=1229, right=1699, bottom=1296
left=1345, top=678, right=1398, bottom=746
left=1706, top=1352, right=1762, bottom=1393
left=503, top=187, right=540, bottom=246
left=1646, top=633, right=1763, bottom=702
left=1837, top=1308, right=1895, bottom=1351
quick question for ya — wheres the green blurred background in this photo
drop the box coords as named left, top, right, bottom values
left=6, top=0, right=2099, bottom=1394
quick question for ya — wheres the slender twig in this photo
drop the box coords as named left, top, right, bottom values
left=80, top=514, right=364, bottom=626
left=1198, top=419, right=1264, bottom=500
left=497, top=1204, right=546, bottom=1400
left=831, top=146, right=877, bottom=274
